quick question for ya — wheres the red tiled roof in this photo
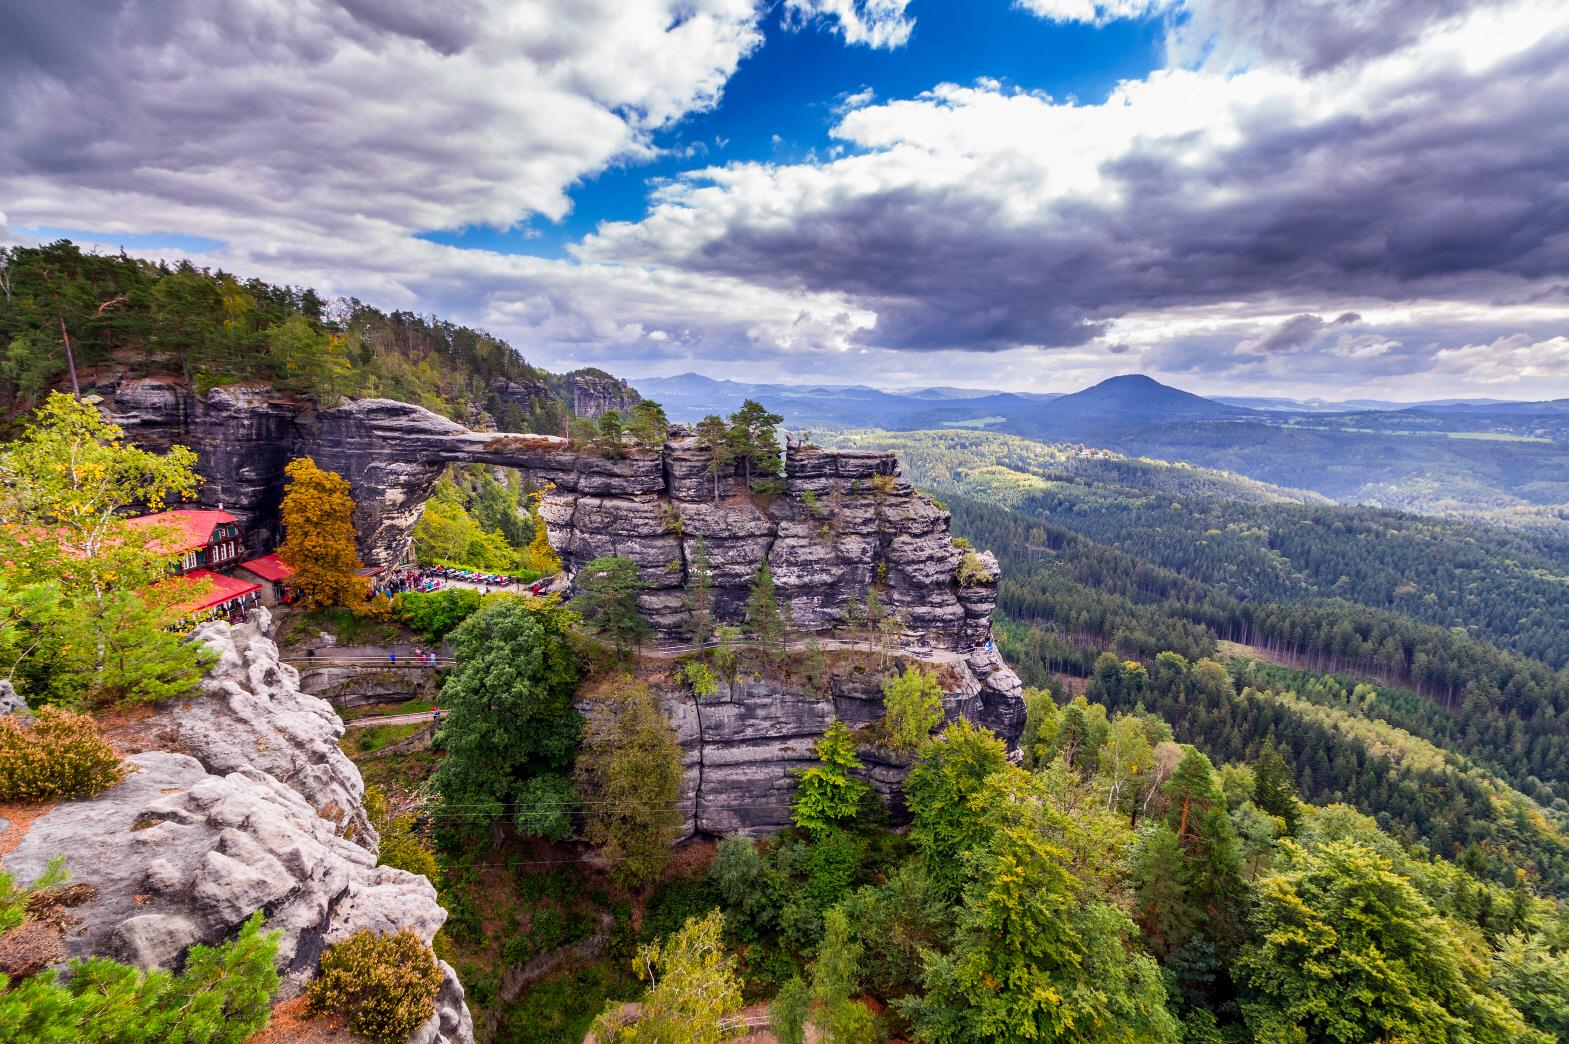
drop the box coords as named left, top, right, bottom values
left=127, top=509, right=238, bottom=555
left=161, top=569, right=261, bottom=615
left=236, top=553, right=295, bottom=582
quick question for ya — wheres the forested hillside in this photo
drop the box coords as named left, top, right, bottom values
left=0, top=240, right=589, bottom=433
left=851, top=428, right=1569, bottom=668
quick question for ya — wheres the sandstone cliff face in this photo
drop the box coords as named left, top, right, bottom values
left=0, top=612, right=473, bottom=1044
left=659, top=642, right=1021, bottom=838
left=566, top=370, right=639, bottom=419
left=99, top=377, right=1024, bottom=741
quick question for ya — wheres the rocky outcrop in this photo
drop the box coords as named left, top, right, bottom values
left=0, top=613, right=473, bottom=1044
left=660, top=644, right=1023, bottom=838
left=177, top=610, right=378, bottom=847
left=566, top=369, right=639, bottom=418
left=100, top=383, right=1006, bottom=657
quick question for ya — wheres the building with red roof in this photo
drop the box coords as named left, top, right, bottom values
left=127, top=509, right=247, bottom=573
left=233, top=553, right=296, bottom=606
left=159, top=568, right=262, bottom=618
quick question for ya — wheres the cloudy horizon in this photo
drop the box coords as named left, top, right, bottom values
left=3, top=0, right=1566, bottom=400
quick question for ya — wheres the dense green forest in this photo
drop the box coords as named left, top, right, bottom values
left=832, top=428, right=1569, bottom=668
left=956, top=496, right=1569, bottom=812
left=0, top=240, right=589, bottom=434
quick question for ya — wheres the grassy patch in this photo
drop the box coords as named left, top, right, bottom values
left=342, top=722, right=424, bottom=756
left=341, top=698, right=436, bottom=721
left=281, top=606, right=405, bottom=646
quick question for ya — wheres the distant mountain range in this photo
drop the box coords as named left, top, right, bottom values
left=635, top=371, right=1561, bottom=427
left=632, top=371, right=1569, bottom=536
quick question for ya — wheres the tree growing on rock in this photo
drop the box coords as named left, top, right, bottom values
left=791, top=719, right=869, bottom=838
left=278, top=456, right=372, bottom=611
left=881, top=665, right=944, bottom=754
left=745, top=560, right=787, bottom=667
left=572, top=555, right=649, bottom=660
left=627, top=399, right=669, bottom=448
left=726, top=399, right=783, bottom=490
left=693, top=415, right=734, bottom=503
left=574, top=675, right=685, bottom=888
left=684, top=537, right=715, bottom=650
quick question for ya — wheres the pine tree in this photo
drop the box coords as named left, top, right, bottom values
left=571, top=555, right=649, bottom=660
left=727, top=399, right=783, bottom=488
left=1253, top=736, right=1300, bottom=835
left=685, top=537, right=715, bottom=650
left=745, top=560, right=787, bottom=666
left=592, top=411, right=626, bottom=459
left=693, top=415, right=733, bottom=503
left=627, top=400, right=669, bottom=448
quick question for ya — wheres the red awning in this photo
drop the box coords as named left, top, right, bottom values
left=161, top=569, right=261, bottom=615
left=237, top=553, right=295, bottom=583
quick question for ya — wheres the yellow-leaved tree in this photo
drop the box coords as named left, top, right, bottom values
left=0, top=393, right=215, bottom=705
left=521, top=483, right=561, bottom=573
left=277, top=457, right=371, bottom=611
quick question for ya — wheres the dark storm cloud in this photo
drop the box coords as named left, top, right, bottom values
left=1173, top=0, right=1485, bottom=74
left=332, top=0, right=484, bottom=54
left=1245, top=312, right=1361, bottom=353
left=582, top=18, right=1569, bottom=369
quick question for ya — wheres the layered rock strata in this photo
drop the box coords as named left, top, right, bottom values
left=659, top=642, right=1021, bottom=837
left=0, top=612, right=472, bottom=1044
left=102, top=383, right=1003, bottom=644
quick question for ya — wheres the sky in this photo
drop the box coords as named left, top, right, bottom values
left=2, top=0, right=1567, bottom=400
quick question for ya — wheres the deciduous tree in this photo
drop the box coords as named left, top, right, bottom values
left=432, top=598, right=582, bottom=844
left=881, top=665, right=944, bottom=754
left=590, top=910, right=744, bottom=1043
left=0, top=393, right=211, bottom=704
left=791, top=719, right=869, bottom=838
left=574, top=675, right=684, bottom=888
left=278, top=456, right=371, bottom=611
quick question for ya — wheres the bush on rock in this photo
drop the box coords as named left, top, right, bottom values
left=306, top=929, right=443, bottom=1043
left=0, top=707, right=122, bottom=801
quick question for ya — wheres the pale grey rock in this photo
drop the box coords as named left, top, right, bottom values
left=0, top=680, right=26, bottom=716
left=1, top=751, right=472, bottom=1043
left=180, top=609, right=377, bottom=849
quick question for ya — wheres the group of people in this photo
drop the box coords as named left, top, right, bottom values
left=372, top=569, right=452, bottom=598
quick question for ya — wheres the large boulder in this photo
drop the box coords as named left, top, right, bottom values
left=176, top=609, right=377, bottom=849
left=1, top=752, right=471, bottom=1043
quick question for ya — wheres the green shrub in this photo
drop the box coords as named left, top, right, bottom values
left=0, top=910, right=279, bottom=1042
left=364, top=786, right=440, bottom=884
left=306, top=929, right=443, bottom=1044
left=955, top=550, right=992, bottom=587
left=0, top=706, right=122, bottom=801
left=392, top=587, right=482, bottom=642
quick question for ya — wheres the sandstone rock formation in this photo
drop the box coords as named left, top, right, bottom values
left=178, top=610, right=378, bottom=847
left=0, top=614, right=473, bottom=1044
left=659, top=642, right=1021, bottom=837
left=565, top=369, right=640, bottom=418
